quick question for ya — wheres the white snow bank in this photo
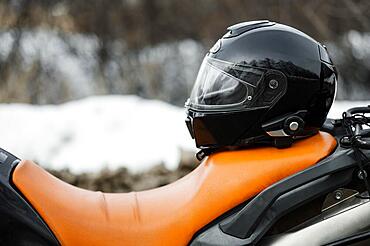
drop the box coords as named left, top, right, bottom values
left=328, top=101, right=370, bottom=118
left=0, top=95, right=195, bottom=173
left=0, top=97, right=367, bottom=173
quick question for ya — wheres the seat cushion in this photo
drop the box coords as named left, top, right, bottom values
left=13, top=132, right=336, bottom=246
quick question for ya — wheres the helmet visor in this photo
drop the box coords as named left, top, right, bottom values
left=188, top=56, right=286, bottom=111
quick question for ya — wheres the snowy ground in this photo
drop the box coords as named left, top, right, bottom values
left=328, top=101, right=370, bottom=118
left=0, top=96, right=195, bottom=173
left=0, top=96, right=367, bottom=173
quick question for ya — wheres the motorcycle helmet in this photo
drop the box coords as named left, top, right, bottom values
left=185, top=20, right=337, bottom=156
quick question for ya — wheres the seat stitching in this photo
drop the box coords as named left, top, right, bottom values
left=133, top=192, right=141, bottom=224
left=99, top=191, right=110, bottom=222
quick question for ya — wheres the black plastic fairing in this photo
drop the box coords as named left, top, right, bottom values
left=219, top=143, right=354, bottom=239
left=0, top=148, right=59, bottom=245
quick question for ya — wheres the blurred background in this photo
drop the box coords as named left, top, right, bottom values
left=0, top=0, right=369, bottom=191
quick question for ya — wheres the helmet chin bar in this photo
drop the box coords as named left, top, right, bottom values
left=192, top=110, right=319, bottom=161
left=261, top=110, right=313, bottom=148
left=262, top=110, right=306, bottom=136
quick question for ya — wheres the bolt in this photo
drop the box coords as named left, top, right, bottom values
left=247, top=96, right=252, bottom=101
left=358, top=170, right=368, bottom=180
left=334, top=190, right=343, bottom=200
left=289, top=122, right=299, bottom=131
left=269, top=79, right=279, bottom=89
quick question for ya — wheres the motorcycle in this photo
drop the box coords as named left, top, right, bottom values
left=1, top=106, right=370, bottom=246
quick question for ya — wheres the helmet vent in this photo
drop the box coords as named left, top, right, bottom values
left=223, top=20, right=275, bottom=38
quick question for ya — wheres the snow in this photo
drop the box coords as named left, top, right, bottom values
left=328, top=101, right=370, bottom=118
left=0, top=95, right=195, bottom=173
left=0, top=96, right=367, bottom=173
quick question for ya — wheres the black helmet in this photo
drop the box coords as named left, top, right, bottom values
left=185, top=20, right=337, bottom=154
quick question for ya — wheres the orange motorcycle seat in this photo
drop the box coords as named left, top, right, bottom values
left=13, top=131, right=336, bottom=246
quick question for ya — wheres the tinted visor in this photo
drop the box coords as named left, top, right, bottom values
left=188, top=56, right=286, bottom=111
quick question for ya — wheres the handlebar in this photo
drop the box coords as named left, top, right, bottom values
left=353, top=137, right=370, bottom=150
left=344, top=106, right=370, bottom=149
left=345, top=105, right=370, bottom=117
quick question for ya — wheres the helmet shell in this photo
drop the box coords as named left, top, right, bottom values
left=186, top=21, right=337, bottom=149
